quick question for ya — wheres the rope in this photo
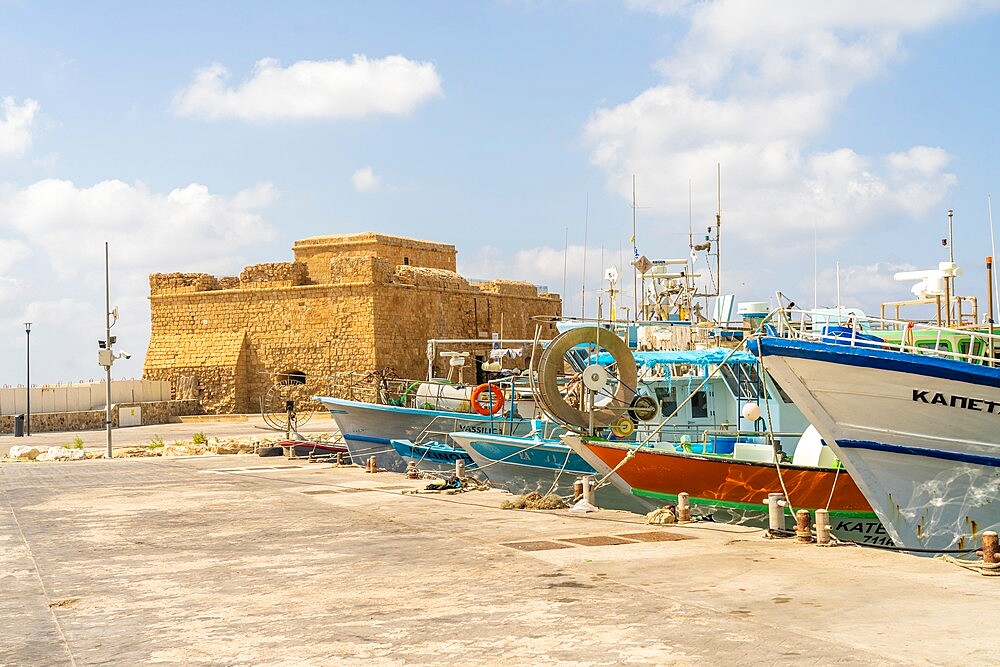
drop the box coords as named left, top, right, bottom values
left=757, top=363, right=796, bottom=518
left=544, top=442, right=576, bottom=498
left=938, top=555, right=1000, bottom=576
left=825, top=463, right=842, bottom=511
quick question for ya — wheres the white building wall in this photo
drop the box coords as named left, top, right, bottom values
left=0, top=379, right=173, bottom=415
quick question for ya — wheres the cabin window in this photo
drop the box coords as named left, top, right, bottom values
left=654, top=386, right=676, bottom=418
left=691, top=390, right=709, bottom=418
left=916, top=340, right=951, bottom=352
left=959, top=340, right=983, bottom=357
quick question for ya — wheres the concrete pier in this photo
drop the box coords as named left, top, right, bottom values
left=1, top=424, right=998, bottom=665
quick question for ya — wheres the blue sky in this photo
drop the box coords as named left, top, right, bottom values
left=1, top=0, right=999, bottom=385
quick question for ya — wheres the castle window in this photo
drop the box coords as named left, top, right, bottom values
left=403, top=257, right=410, bottom=265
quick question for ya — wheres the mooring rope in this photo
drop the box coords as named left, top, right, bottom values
left=938, top=555, right=1000, bottom=576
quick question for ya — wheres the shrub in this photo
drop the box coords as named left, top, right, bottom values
left=72, top=436, right=85, bottom=449
left=192, top=432, right=208, bottom=445
left=148, top=436, right=165, bottom=449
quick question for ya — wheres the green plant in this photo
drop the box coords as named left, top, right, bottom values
left=148, top=436, right=165, bottom=449
left=72, top=436, right=84, bottom=449
left=192, top=432, right=208, bottom=445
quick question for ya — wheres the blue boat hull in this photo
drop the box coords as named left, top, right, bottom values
left=450, top=432, right=656, bottom=513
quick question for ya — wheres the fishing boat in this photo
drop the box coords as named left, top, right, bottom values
left=566, top=429, right=883, bottom=543
left=315, top=392, right=531, bottom=471
left=389, top=437, right=477, bottom=473
left=752, top=319, right=1000, bottom=552
left=489, top=321, right=887, bottom=541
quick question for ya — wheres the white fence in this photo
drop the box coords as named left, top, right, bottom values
left=0, top=379, right=172, bottom=415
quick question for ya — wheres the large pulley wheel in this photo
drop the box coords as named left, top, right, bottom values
left=536, top=326, right=637, bottom=428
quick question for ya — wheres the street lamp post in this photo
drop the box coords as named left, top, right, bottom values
left=24, top=322, right=30, bottom=436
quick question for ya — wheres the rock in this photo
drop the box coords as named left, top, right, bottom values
left=9, top=445, right=41, bottom=460
left=37, top=447, right=87, bottom=462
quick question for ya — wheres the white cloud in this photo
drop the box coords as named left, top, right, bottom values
left=584, top=1, right=973, bottom=247
left=0, top=178, right=278, bottom=280
left=0, top=97, right=40, bottom=158
left=351, top=166, right=381, bottom=193
left=0, top=178, right=280, bottom=384
left=172, top=55, right=442, bottom=122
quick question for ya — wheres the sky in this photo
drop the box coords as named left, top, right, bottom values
left=1, top=0, right=1000, bottom=386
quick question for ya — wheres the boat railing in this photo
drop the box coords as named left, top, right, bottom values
left=414, top=412, right=550, bottom=446
left=771, top=307, right=1000, bottom=367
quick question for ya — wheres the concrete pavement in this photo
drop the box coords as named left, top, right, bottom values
left=1, top=445, right=997, bottom=666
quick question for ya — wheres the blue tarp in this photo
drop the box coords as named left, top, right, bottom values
left=595, top=347, right=757, bottom=367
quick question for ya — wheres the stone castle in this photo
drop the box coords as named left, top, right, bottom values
left=143, top=233, right=561, bottom=413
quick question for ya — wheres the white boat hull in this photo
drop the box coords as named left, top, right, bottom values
left=755, top=337, right=1000, bottom=551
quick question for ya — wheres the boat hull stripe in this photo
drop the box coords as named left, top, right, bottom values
left=837, top=439, right=1000, bottom=467
left=753, top=337, right=1000, bottom=389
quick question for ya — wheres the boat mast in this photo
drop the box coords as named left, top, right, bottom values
left=582, top=196, right=589, bottom=319
left=716, top=163, right=722, bottom=301
left=948, top=209, right=956, bottom=322
left=631, top=175, right=638, bottom=322
left=990, top=195, right=998, bottom=325
left=562, top=226, right=568, bottom=310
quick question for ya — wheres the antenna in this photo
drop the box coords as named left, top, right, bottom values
left=631, top=175, right=638, bottom=322
left=836, top=261, right=842, bottom=310
left=581, top=196, right=589, bottom=318
left=813, top=222, right=818, bottom=310
left=716, top=163, right=722, bottom=299
left=562, top=226, right=568, bottom=306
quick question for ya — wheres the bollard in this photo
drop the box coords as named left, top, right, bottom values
left=569, top=475, right=599, bottom=514
left=573, top=478, right=584, bottom=502
left=815, top=509, right=831, bottom=545
left=455, top=459, right=466, bottom=479
left=982, top=531, right=999, bottom=564
left=795, top=509, right=813, bottom=543
left=581, top=475, right=596, bottom=507
left=677, top=492, right=691, bottom=523
left=406, top=461, right=419, bottom=479
left=366, top=456, right=377, bottom=473
left=766, top=493, right=786, bottom=532
left=335, top=451, right=344, bottom=466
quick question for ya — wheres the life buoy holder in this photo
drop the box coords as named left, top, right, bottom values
left=471, top=383, right=504, bottom=415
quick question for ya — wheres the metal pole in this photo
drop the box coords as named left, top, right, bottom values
left=24, top=322, right=30, bottom=436
left=105, top=242, right=113, bottom=458
left=948, top=209, right=956, bottom=322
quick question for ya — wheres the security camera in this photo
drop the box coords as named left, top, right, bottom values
left=119, top=351, right=132, bottom=360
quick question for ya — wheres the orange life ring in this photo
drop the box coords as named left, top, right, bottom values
left=471, top=383, right=504, bottom=415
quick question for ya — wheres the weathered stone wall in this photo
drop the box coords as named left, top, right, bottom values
left=0, top=399, right=200, bottom=434
left=240, top=262, right=309, bottom=288
left=144, top=233, right=560, bottom=414
left=293, top=232, right=456, bottom=283
left=150, top=273, right=220, bottom=295
left=146, top=284, right=377, bottom=413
